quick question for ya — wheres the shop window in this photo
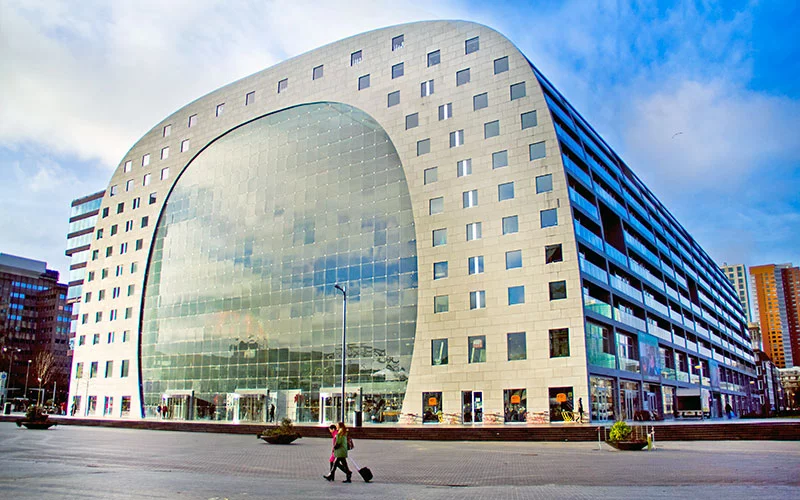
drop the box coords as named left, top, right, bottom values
left=468, top=335, right=486, bottom=363
left=545, top=244, right=563, bottom=263
left=507, top=332, right=526, bottom=361
left=549, top=386, right=574, bottom=422
left=121, top=396, right=131, bottom=417
left=549, top=280, right=567, bottom=300
left=549, top=328, right=570, bottom=357
left=422, top=392, right=442, bottom=423
left=504, top=389, right=526, bottom=422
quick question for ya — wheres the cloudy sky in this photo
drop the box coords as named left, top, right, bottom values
left=1, top=0, right=798, bottom=280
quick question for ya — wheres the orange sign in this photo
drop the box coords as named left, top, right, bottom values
left=510, top=395, right=521, bottom=404
left=428, top=397, right=438, bottom=406
left=556, top=393, right=567, bottom=403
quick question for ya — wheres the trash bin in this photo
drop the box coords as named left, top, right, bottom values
left=354, top=410, right=363, bottom=427
left=3, top=403, right=11, bottom=415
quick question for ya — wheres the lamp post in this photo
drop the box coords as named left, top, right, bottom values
left=695, top=362, right=704, bottom=421
left=2, top=347, right=21, bottom=405
left=334, top=284, right=347, bottom=424
left=25, top=359, right=31, bottom=402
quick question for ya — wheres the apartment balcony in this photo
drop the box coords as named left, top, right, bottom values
left=695, top=323, right=709, bottom=337
left=562, top=155, right=593, bottom=188
left=661, top=367, right=677, bottom=380
left=614, top=308, right=647, bottom=331
left=629, top=259, right=665, bottom=292
left=660, top=260, right=675, bottom=279
left=609, top=275, right=643, bottom=302
left=580, top=257, right=608, bottom=284
left=648, top=322, right=673, bottom=342
left=673, top=336, right=687, bottom=348
left=675, top=273, right=688, bottom=289
left=623, top=190, right=649, bottom=222
left=595, top=184, right=627, bottom=218
left=686, top=340, right=698, bottom=352
left=584, top=294, right=613, bottom=319
left=586, top=154, right=622, bottom=192
left=669, top=309, right=683, bottom=323
left=665, top=284, right=679, bottom=301
left=676, top=371, right=690, bottom=383
left=624, top=232, right=660, bottom=267
left=679, top=295, right=691, bottom=308
left=644, top=295, right=669, bottom=317
left=574, top=220, right=604, bottom=252
left=627, top=215, right=656, bottom=244
left=555, top=123, right=585, bottom=159
left=655, top=238, right=670, bottom=255
left=619, top=357, right=641, bottom=373
left=569, top=187, right=599, bottom=220
left=604, top=243, right=628, bottom=267
left=698, top=345, right=712, bottom=358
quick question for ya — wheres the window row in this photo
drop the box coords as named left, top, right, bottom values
left=84, top=262, right=139, bottom=284
left=84, top=284, right=136, bottom=303
left=381, top=78, right=526, bottom=110
left=428, top=205, right=558, bottom=232
left=432, top=245, right=562, bottom=280
left=417, top=132, right=546, bottom=161
left=77, top=330, right=131, bottom=347
left=432, top=280, right=567, bottom=312
left=103, top=195, right=158, bottom=215
left=430, top=328, right=570, bottom=365
left=75, top=359, right=130, bottom=379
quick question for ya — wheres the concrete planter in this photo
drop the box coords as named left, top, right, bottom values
left=260, top=434, right=300, bottom=444
left=608, top=440, right=647, bottom=451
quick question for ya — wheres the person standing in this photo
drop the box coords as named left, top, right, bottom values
left=269, top=403, right=276, bottom=423
left=577, top=398, right=584, bottom=423
left=323, top=422, right=352, bottom=483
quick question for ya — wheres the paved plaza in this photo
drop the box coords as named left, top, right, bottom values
left=0, top=423, right=798, bottom=499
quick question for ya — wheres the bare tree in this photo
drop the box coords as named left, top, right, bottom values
left=32, top=350, right=56, bottom=390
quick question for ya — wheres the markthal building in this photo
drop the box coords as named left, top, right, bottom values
left=68, top=21, right=757, bottom=425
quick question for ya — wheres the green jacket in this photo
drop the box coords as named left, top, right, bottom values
left=333, top=431, right=348, bottom=458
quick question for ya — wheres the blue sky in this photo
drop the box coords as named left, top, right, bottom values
left=0, top=0, right=798, bottom=280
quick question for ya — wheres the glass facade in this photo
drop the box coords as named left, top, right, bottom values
left=141, top=103, right=418, bottom=423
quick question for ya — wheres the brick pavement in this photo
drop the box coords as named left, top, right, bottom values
left=1, top=423, right=798, bottom=499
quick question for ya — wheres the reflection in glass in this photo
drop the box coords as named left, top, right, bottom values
left=141, top=103, right=417, bottom=423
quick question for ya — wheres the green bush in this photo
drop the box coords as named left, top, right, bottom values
left=263, top=417, right=298, bottom=437
left=25, top=405, right=47, bottom=421
left=608, top=420, right=632, bottom=442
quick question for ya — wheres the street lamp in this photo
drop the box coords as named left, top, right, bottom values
left=694, top=362, right=704, bottom=421
left=334, top=284, right=347, bottom=424
left=2, top=347, right=21, bottom=406
left=37, top=377, right=42, bottom=406
left=25, top=359, right=31, bottom=402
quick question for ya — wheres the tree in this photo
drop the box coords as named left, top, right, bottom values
left=32, top=350, right=56, bottom=390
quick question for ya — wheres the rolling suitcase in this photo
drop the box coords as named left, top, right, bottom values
left=349, top=456, right=373, bottom=482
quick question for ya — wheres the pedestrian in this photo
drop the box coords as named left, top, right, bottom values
left=323, top=421, right=352, bottom=483
left=326, top=424, right=337, bottom=476
left=725, top=402, right=733, bottom=419
left=577, top=398, right=584, bottom=423
left=156, top=404, right=162, bottom=419
left=269, top=403, right=275, bottom=423
left=70, top=402, right=77, bottom=416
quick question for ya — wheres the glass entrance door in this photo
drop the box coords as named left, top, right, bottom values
left=461, top=391, right=483, bottom=423
left=239, top=394, right=266, bottom=423
left=164, top=395, right=191, bottom=420
left=319, top=390, right=358, bottom=425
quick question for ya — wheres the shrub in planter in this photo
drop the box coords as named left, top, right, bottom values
left=259, top=417, right=301, bottom=444
left=607, top=420, right=646, bottom=450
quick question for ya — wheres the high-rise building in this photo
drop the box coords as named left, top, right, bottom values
left=750, top=264, right=800, bottom=368
left=0, top=253, right=73, bottom=405
left=720, top=263, right=751, bottom=322
left=68, top=21, right=757, bottom=424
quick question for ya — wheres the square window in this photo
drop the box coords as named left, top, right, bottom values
left=406, top=113, right=419, bottom=130
left=438, top=103, right=452, bottom=120
left=123, top=160, right=132, bottom=173
left=545, top=244, right=563, bottom=263
left=141, top=216, right=149, bottom=228
left=466, top=222, right=482, bottom=240
left=431, top=339, right=448, bottom=365
left=358, top=74, right=370, bottom=90
left=468, top=335, right=486, bottom=363
left=473, top=93, right=488, bottom=110
left=492, top=150, right=508, bottom=169
left=507, top=332, right=527, bottom=361
left=312, top=65, right=324, bottom=80
left=188, top=114, right=197, bottom=127
left=541, top=208, right=558, bottom=228
left=456, top=68, right=470, bottom=86
left=510, top=82, right=526, bottom=100
left=277, top=78, right=288, bottom=93
left=161, top=146, right=169, bottom=160
left=417, top=138, right=430, bottom=156
left=434, top=295, right=449, bottom=313
left=429, top=196, right=444, bottom=215
left=392, top=34, right=404, bottom=51
left=424, top=167, right=438, bottom=184
left=216, top=103, right=224, bottom=116
left=392, top=62, right=404, bottom=79
left=530, top=141, right=546, bottom=160
left=536, top=174, right=553, bottom=193
left=181, top=139, right=190, bottom=152
left=462, top=189, right=478, bottom=208
left=432, top=228, right=447, bottom=247
left=433, top=261, right=448, bottom=280
left=387, top=90, right=401, bottom=107
left=351, top=50, right=363, bottom=66
left=484, top=120, right=500, bottom=139
left=549, top=280, right=567, bottom=300
left=494, top=56, right=509, bottom=74
left=163, top=124, right=171, bottom=137
left=549, top=328, right=570, bottom=357
left=161, top=167, right=170, bottom=180
left=506, top=250, right=522, bottom=269
left=521, top=110, right=537, bottom=129
left=142, top=154, right=150, bottom=167
left=143, top=173, right=151, bottom=186
left=420, top=79, right=434, bottom=97
left=470, top=290, right=486, bottom=310
left=457, top=159, right=472, bottom=177
left=508, top=285, right=525, bottom=305
left=245, top=91, right=255, bottom=105
left=149, top=192, right=157, bottom=204
left=465, top=36, right=480, bottom=54
left=468, top=255, right=484, bottom=275
left=502, top=215, right=519, bottom=235
left=498, top=181, right=514, bottom=201
left=450, top=129, right=464, bottom=147
left=427, top=50, right=440, bottom=67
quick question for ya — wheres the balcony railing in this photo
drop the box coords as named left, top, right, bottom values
left=555, top=123, right=585, bottom=159
left=562, top=155, right=593, bottom=187
left=604, top=243, right=628, bottom=267
left=580, top=257, right=608, bottom=284
left=595, top=184, right=627, bottom=218
left=586, top=154, right=621, bottom=192
left=685, top=340, right=697, bottom=352
left=676, top=371, right=689, bottom=383
left=648, top=322, right=673, bottom=342
left=698, top=345, right=712, bottom=358
left=569, top=187, right=599, bottom=219
left=624, top=232, right=660, bottom=267
left=675, top=273, right=688, bottom=289
left=624, top=190, right=649, bottom=222
left=669, top=309, right=683, bottom=323
left=619, top=357, right=640, bottom=373
left=627, top=215, right=656, bottom=244
left=661, top=367, right=677, bottom=380
left=574, top=220, right=604, bottom=251
left=609, top=275, right=643, bottom=302
left=614, top=308, right=647, bottom=331
left=584, top=294, right=613, bottom=319
left=673, top=336, right=686, bottom=348
left=665, top=284, right=679, bottom=301
left=644, top=295, right=669, bottom=316
left=629, top=259, right=665, bottom=292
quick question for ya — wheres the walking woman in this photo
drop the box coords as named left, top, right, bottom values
left=326, top=424, right=337, bottom=476
left=323, top=421, right=352, bottom=483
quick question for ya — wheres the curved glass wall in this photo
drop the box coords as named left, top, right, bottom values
left=141, top=102, right=418, bottom=423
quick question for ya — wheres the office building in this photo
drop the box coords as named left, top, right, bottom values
left=720, top=263, right=751, bottom=322
left=67, top=21, right=756, bottom=424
